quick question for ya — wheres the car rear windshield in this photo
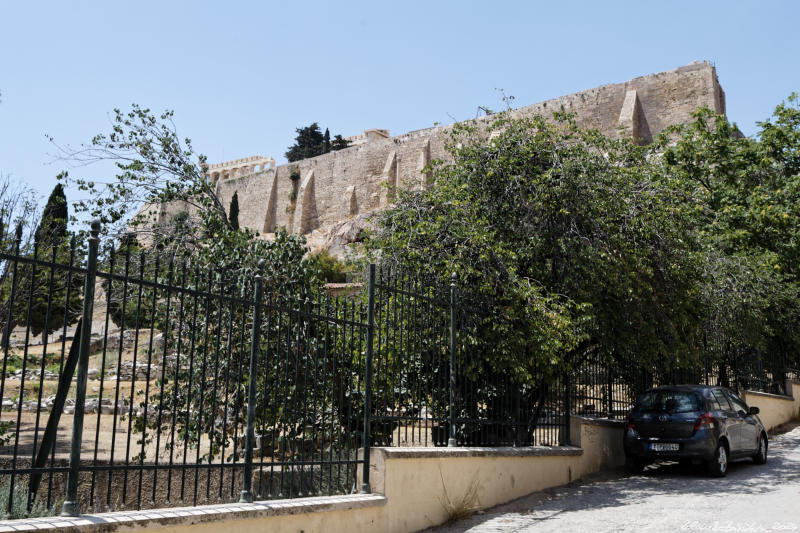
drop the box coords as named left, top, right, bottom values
left=634, top=390, right=703, bottom=414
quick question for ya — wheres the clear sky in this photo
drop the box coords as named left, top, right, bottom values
left=1, top=0, right=799, bottom=204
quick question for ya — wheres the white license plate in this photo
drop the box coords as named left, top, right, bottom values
left=650, top=443, right=679, bottom=452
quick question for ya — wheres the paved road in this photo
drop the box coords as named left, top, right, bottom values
left=428, top=425, right=800, bottom=533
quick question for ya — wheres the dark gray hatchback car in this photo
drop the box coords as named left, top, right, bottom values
left=623, top=385, right=768, bottom=477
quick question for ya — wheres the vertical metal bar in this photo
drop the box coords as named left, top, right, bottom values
left=165, top=260, right=188, bottom=504
left=153, top=259, right=174, bottom=503
left=29, top=242, right=57, bottom=510
left=513, top=387, right=521, bottom=447
left=240, top=263, right=264, bottom=503
left=607, top=363, right=614, bottom=420
left=562, top=369, right=571, bottom=445
left=218, top=272, right=237, bottom=499
left=61, top=220, right=100, bottom=517
left=192, top=269, right=214, bottom=505
left=360, top=264, right=375, bottom=494
left=106, top=243, right=131, bottom=505
left=448, top=273, right=457, bottom=447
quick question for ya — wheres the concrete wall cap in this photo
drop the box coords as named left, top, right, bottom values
left=744, top=389, right=795, bottom=401
left=573, top=416, right=627, bottom=428
left=374, top=445, right=582, bottom=459
left=0, top=493, right=386, bottom=533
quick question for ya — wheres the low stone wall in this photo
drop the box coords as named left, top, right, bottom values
left=0, top=417, right=624, bottom=533
left=744, top=381, right=800, bottom=432
left=4, top=386, right=799, bottom=533
left=362, top=416, right=625, bottom=532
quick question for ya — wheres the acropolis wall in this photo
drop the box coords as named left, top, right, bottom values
left=155, top=61, right=727, bottom=254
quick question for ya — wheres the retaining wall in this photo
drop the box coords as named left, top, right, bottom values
left=744, top=380, right=800, bottom=432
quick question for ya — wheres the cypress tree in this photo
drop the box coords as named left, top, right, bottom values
left=323, top=128, right=331, bottom=153
left=34, top=183, right=68, bottom=247
left=20, top=182, right=81, bottom=341
left=229, top=191, right=240, bottom=230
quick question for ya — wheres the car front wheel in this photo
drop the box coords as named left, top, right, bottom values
left=752, top=434, right=768, bottom=465
left=707, top=442, right=728, bottom=477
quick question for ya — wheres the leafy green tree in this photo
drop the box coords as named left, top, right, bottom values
left=56, top=105, right=328, bottom=460
left=285, top=123, right=349, bottom=161
left=658, top=94, right=800, bottom=374
left=51, top=105, right=232, bottom=236
left=367, top=112, right=703, bottom=381
left=228, top=191, right=240, bottom=230
left=103, top=234, right=150, bottom=329
left=2, top=180, right=82, bottom=344
left=330, top=134, right=350, bottom=151
left=0, top=174, right=40, bottom=348
left=285, top=123, right=325, bottom=162
left=311, top=249, right=347, bottom=283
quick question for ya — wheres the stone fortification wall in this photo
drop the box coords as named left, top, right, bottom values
left=163, top=61, right=725, bottom=253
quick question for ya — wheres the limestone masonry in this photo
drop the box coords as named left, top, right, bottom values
left=152, top=61, right=727, bottom=255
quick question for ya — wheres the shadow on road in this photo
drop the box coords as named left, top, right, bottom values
left=426, top=426, right=800, bottom=532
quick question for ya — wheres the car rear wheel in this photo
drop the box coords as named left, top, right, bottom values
left=707, top=442, right=728, bottom=477
left=626, top=457, right=645, bottom=474
left=752, top=434, right=768, bottom=465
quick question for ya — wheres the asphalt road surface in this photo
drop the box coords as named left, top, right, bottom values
left=428, top=424, right=800, bottom=533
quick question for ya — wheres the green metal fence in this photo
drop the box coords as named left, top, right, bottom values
left=0, top=220, right=794, bottom=519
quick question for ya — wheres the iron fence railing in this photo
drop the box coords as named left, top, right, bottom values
left=0, top=220, right=797, bottom=519
left=567, top=350, right=795, bottom=423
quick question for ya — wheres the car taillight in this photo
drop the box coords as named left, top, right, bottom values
left=626, top=413, right=636, bottom=430
left=693, top=412, right=713, bottom=432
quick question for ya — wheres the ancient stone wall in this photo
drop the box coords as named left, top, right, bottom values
left=158, top=61, right=726, bottom=253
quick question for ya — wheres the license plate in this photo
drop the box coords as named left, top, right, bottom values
left=650, top=443, right=679, bottom=452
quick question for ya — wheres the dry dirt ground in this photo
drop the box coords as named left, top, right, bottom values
left=428, top=422, right=800, bottom=533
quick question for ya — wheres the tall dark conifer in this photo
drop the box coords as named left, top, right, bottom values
left=229, top=191, right=240, bottom=230
left=34, top=183, right=67, bottom=247
left=18, top=181, right=81, bottom=341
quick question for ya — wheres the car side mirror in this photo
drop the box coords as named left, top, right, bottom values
left=748, top=406, right=760, bottom=415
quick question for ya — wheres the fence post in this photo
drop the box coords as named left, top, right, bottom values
left=563, top=369, right=571, bottom=445
left=607, top=365, right=614, bottom=420
left=448, top=273, right=457, bottom=447
left=513, top=387, right=521, bottom=447
left=61, top=220, right=100, bottom=517
left=240, top=262, right=264, bottom=503
left=360, top=264, right=376, bottom=494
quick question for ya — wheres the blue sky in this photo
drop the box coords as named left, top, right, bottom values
left=1, top=1, right=799, bottom=203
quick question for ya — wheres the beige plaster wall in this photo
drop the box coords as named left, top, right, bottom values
left=378, top=452, right=578, bottom=532
left=150, top=505, right=386, bottom=533
left=744, top=382, right=800, bottom=432
left=569, top=417, right=627, bottom=477
left=363, top=417, right=625, bottom=532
